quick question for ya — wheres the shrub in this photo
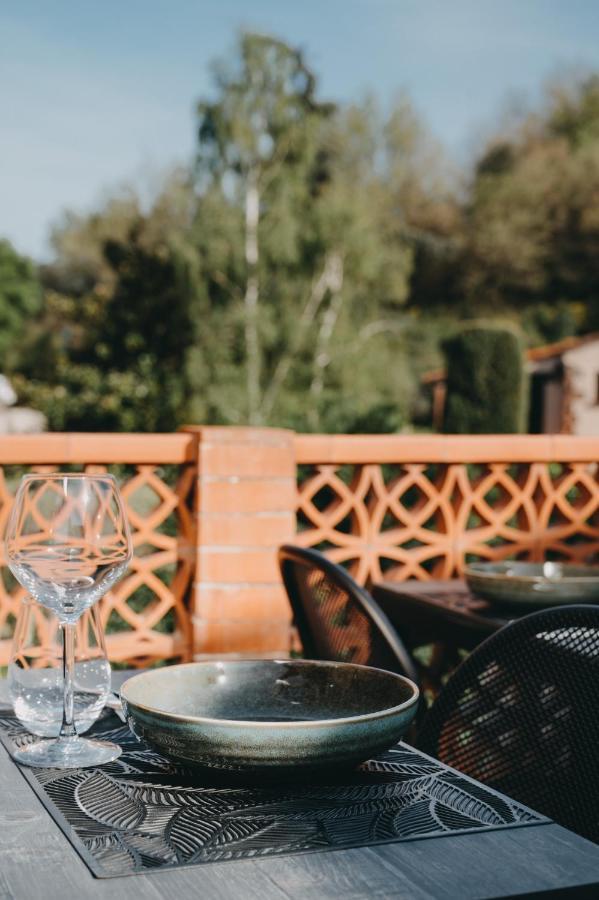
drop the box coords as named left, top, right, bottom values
left=442, top=325, right=527, bottom=433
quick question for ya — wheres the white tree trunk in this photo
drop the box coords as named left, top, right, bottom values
left=243, top=172, right=261, bottom=424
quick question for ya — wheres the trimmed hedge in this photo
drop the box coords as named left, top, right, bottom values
left=442, top=325, right=527, bottom=433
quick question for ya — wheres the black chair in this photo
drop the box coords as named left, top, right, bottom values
left=416, top=604, right=599, bottom=844
left=278, top=544, right=419, bottom=683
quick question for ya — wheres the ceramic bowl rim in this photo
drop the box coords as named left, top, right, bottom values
left=465, top=562, right=599, bottom=585
left=120, top=658, right=420, bottom=729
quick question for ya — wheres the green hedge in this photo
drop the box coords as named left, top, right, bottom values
left=442, top=325, right=527, bottom=433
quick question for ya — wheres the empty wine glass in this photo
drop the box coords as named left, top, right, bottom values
left=5, top=473, right=132, bottom=768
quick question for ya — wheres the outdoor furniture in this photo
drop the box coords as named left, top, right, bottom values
left=278, top=544, right=419, bottom=683
left=372, top=579, right=510, bottom=649
left=2, top=672, right=599, bottom=898
left=416, top=604, right=599, bottom=846
left=372, top=579, right=512, bottom=691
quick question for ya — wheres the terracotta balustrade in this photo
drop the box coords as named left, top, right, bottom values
left=0, top=430, right=598, bottom=666
left=294, top=434, right=599, bottom=583
left=0, top=433, right=198, bottom=667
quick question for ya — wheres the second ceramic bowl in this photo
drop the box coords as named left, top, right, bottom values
left=465, top=561, right=599, bottom=607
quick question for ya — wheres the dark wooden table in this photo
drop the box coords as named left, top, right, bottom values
left=372, top=579, right=517, bottom=692
left=372, top=580, right=513, bottom=652
left=2, top=673, right=599, bottom=899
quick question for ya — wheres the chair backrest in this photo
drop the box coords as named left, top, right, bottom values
left=416, top=604, right=599, bottom=844
left=278, top=544, right=419, bottom=683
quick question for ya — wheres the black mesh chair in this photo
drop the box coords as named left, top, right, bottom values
left=416, top=604, right=599, bottom=844
left=278, top=544, right=419, bottom=683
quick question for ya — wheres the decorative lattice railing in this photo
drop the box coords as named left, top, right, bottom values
left=294, top=435, right=599, bottom=585
left=0, top=434, right=197, bottom=667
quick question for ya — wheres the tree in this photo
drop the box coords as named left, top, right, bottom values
left=457, top=76, right=599, bottom=335
left=193, top=40, right=424, bottom=430
left=16, top=173, right=200, bottom=431
left=0, top=240, right=42, bottom=367
left=195, top=33, right=338, bottom=424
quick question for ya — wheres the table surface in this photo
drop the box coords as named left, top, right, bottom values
left=2, top=674, right=599, bottom=900
left=372, top=580, right=512, bottom=644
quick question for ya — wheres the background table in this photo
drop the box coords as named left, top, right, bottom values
left=372, top=579, right=514, bottom=648
left=372, top=580, right=517, bottom=692
left=2, top=674, right=599, bottom=899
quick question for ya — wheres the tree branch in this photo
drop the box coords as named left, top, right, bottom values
left=356, top=318, right=406, bottom=343
left=308, top=256, right=344, bottom=429
left=260, top=251, right=343, bottom=421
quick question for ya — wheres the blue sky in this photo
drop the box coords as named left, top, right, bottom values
left=2, top=0, right=599, bottom=260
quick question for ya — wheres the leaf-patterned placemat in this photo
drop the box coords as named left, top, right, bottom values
left=0, top=709, right=547, bottom=878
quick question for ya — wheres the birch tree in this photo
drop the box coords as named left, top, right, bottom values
left=193, top=36, right=420, bottom=430
left=196, top=33, right=333, bottom=424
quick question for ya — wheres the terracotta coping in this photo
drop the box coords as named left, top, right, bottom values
left=293, top=434, right=599, bottom=464
left=0, top=433, right=197, bottom=464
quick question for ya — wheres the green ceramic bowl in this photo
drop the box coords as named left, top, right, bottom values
left=465, top=561, right=599, bottom=608
left=120, top=659, right=419, bottom=774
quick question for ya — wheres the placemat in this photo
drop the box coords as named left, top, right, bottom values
left=0, top=709, right=547, bottom=878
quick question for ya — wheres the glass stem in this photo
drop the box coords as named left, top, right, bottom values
left=59, top=622, right=77, bottom=739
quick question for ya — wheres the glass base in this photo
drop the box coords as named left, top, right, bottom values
left=13, top=735, right=122, bottom=769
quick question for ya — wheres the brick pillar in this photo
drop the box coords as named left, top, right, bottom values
left=182, top=427, right=296, bottom=658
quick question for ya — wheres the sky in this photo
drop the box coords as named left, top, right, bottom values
left=2, top=0, right=599, bottom=260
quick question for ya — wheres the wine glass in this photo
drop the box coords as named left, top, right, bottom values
left=5, top=473, right=132, bottom=768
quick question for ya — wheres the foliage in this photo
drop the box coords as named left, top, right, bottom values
left=191, top=37, right=420, bottom=430
left=3, top=38, right=599, bottom=435
left=520, top=301, right=582, bottom=346
left=13, top=361, right=173, bottom=432
left=457, top=76, right=599, bottom=327
left=17, top=174, right=199, bottom=431
left=0, top=240, right=42, bottom=367
left=442, top=325, right=527, bottom=434
left=7, top=34, right=442, bottom=433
